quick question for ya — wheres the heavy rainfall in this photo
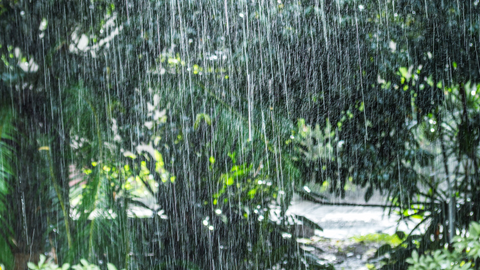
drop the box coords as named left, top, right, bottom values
left=1, top=0, right=480, bottom=269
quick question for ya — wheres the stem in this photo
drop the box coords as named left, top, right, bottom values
left=460, top=85, right=480, bottom=189
left=124, top=196, right=130, bottom=269
left=437, top=112, right=455, bottom=243
left=46, top=149, right=73, bottom=250
left=85, top=100, right=103, bottom=260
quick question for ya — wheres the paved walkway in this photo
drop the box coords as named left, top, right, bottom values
left=287, top=195, right=419, bottom=239
left=287, top=195, right=422, bottom=270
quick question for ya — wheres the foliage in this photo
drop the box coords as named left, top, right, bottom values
left=28, top=255, right=119, bottom=270
left=405, top=221, right=480, bottom=270
left=373, top=75, right=480, bottom=269
left=0, top=105, right=14, bottom=270
left=0, top=0, right=479, bottom=269
left=352, top=232, right=406, bottom=247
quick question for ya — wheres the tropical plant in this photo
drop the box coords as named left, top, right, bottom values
left=406, top=221, right=480, bottom=270
left=352, top=67, right=479, bottom=268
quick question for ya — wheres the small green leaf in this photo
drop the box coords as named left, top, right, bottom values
left=396, top=231, right=406, bottom=239
left=226, top=177, right=234, bottom=186
left=38, top=255, right=46, bottom=266
left=248, top=189, right=256, bottom=198
left=374, top=244, right=393, bottom=258
left=426, top=75, right=434, bottom=87
left=194, top=113, right=212, bottom=129
left=412, top=250, right=419, bottom=262
left=80, top=259, right=89, bottom=266
left=295, top=215, right=323, bottom=231
left=123, top=151, right=137, bottom=159
left=228, top=152, right=236, bottom=164
left=399, top=67, right=409, bottom=78
left=209, top=156, right=215, bottom=164
left=364, top=186, right=373, bottom=202
left=359, top=102, right=364, bottom=112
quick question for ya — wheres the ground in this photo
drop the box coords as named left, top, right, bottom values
left=288, top=192, right=420, bottom=269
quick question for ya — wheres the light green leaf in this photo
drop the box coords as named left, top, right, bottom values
left=194, top=113, right=212, bottom=129
left=27, top=262, right=38, bottom=270
left=39, top=255, right=46, bottom=266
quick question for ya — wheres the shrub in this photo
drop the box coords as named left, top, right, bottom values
left=406, top=221, right=480, bottom=270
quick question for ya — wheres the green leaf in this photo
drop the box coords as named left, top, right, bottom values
left=395, top=231, right=406, bottom=239
left=248, top=188, right=256, bottom=198
left=27, top=262, right=38, bottom=270
left=374, top=244, right=393, bottom=258
left=227, top=152, right=236, bottom=164
left=469, top=222, right=480, bottom=237
left=426, top=75, right=434, bottom=87
left=358, top=102, right=364, bottom=112
left=38, top=255, right=46, bottom=267
left=295, top=215, right=323, bottom=232
left=364, top=186, right=373, bottom=202
left=411, top=250, right=419, bottom=263
left=194, top=113, right=212, bottom=129
left=399, top=67, right=409, bottom=78
left=107, top=263, right=117, bottom=270
left=80, top=259, right=89, bottom=266
left=0, top=235, right=13, bottom=270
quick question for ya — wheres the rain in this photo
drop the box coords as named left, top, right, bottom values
left=1, top=0, right=480, bottom=269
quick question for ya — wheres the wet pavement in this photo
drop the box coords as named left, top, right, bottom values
left=287, top=194, right=420, bottom=270
left=287, top=200, right=414, bottom=239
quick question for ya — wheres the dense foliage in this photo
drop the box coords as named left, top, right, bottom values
left=406, top=221, right=480, bottom=270
left=1, top=0, right=479, bottom=269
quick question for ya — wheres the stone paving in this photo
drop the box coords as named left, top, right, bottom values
left=287, top=193, right=421, bottom=269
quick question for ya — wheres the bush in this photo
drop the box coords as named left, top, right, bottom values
left=27, top=255, right=119, bottom=270
left=406, top=221, right=480, bottom=270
